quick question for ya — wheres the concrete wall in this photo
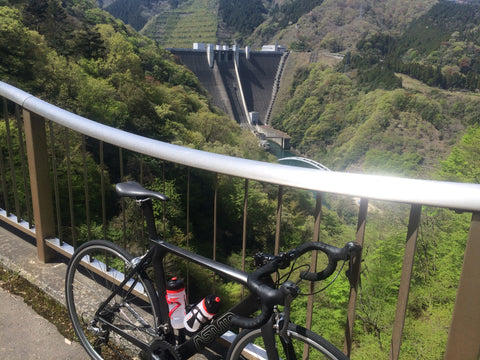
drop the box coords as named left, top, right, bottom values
left=169, top=48, right=283, bottom=126
left=238, top=52, right=282, bottom=124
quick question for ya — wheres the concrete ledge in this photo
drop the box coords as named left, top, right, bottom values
left=0, top=221, right=69, bottom=307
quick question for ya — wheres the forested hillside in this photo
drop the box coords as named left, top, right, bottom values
left=101, top=0, right=439, bottom=50
left=0, top=0, right=267, bottom=158
left=141, top=0, right=218, bottom=48
left=270, top=0, right=480, bottom=177
left=249, top=0, right=438, bottom=52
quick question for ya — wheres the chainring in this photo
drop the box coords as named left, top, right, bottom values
left=146, top=339, right=182, bottom=360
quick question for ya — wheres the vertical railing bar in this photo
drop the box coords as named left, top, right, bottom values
left=99, top=141, right=109, bottom=269
left=0, top=100, right=11, bottom=215
left=82, top=135, right=91, bottom=243
left=140, top=155, right=144, bottom=184
left=162, top=161, right=166, bottom=239
left=186, top=167, right=191, bottom=296
left=389, top=203, right=422, bottom=360
left=274, top=185, right=283, bottom=256
left=100, top=141, right=107, bottom=242
left=305, top=192, right=323, bottom=331
left=65, top=128, right=76, bottom=248
left=241, top=179, right=249, bottom=299
left=344, top=197, right=368, bottom=356
left=15, top=104, right=33, bottom=228
left=3, top=99, right=21, bottom=220
left=0, top=144, right=9, bottom=214
left=48, top=122, right=62, bottom=244
left=444, top=211, right=480, bottom=359
left=212, top=173, right=218, bottom=293
left=119, top=147, right=126, bottom=249
left=140, top=155, right=145, bottom=250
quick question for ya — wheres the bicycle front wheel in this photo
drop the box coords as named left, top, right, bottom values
left=226, top=322, right=349, bottom=360
left=65, top=240, right=160, bottom=360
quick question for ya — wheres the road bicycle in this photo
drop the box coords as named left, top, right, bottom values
left=65, top=181, right=362, bottom=360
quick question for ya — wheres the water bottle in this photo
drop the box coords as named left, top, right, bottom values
left=166, top=277, right=186, bottom=329
left=184, top=294, right=221, bottom=332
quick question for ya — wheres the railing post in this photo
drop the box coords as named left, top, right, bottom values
left=389, top=204, right=422, bottom=360
left=23, top=110, right=55, bottom=262
left=274, top=185, right=283, bottom=256
left=241, top=179, right=249, bottom=298
left=304, top=192, right=322, bottom=359
left=212, top=173, right=218, bottom=293
left=344, top=198, right=368, bottom=356
left=305, top=192, right=323, bottom=332
left=444, top=212, right=480, bottom=360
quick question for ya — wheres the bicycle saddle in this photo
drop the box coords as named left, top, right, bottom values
left=115, top=181, right=169, bottom=201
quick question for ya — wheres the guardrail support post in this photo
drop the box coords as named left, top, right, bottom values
left=23, top=110, right=55, bottom=263
left=444, top=212, right=480, bottom=360
left=390, top=204, right=422, bottom=360
left=305, top=192, right=323, bottom=332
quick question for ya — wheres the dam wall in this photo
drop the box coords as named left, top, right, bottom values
left=237, top=52, right=282, bottom=124
left=169, top=47, right=284, bottom=127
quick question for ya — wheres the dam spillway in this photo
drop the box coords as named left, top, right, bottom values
left=168, top=45, right=287, bottom=128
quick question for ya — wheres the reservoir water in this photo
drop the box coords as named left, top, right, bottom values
left=267, top=140, right=296, bottom=159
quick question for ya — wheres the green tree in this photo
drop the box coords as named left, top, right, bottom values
left=438, top=125, right=480, bottom=183
left=0, top=7, right=39, bottom=80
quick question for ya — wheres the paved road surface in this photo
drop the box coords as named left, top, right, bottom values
left=0, top=285, right=88, bottom=360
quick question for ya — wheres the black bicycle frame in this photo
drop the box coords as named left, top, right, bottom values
left=151, top=237, right=270, bottom=358
left=96, top=197, right=276, bottom=358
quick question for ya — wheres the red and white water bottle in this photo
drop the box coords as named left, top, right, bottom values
left=166, top=277, right=186, bottom=329
left=184, top=294, right=221, bottom=332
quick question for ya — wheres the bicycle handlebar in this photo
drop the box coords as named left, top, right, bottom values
left=298, top=241, right=361, bottom=281
left=231, top=241, right=362, bottom=329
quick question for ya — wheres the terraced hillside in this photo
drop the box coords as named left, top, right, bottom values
left=141, top=0, right=218, bottom=48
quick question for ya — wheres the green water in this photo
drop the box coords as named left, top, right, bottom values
left=267, top=141, right=296, bottom=159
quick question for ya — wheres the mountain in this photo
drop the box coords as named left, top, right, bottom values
left=269, top=0, right=480, bottom=175
left=100, top=0, right=439, bottom=51
left=141, top=0, right=218, bottom=48
left=248, top=0, right=438, bottom=52
left=101, top=0, right=167, bottom=31
left=0, top=0, right=268, bottom=161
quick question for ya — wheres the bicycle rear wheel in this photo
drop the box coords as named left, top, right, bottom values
left=65, top=240, right=159, bottom=360
left=226, top=322, right=348, bottom=360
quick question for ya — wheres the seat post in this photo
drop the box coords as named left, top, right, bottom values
left=138, top=198, right=158, bottom=241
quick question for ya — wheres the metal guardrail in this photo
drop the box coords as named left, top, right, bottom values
left=1, top=80, right=479, bottom=359
left=3, top=81, right=480, bottom=211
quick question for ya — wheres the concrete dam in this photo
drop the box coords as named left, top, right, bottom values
left=168, top=45, right=290, bottom=149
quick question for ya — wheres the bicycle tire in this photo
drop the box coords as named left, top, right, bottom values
left=65, top=240, right=160, bottom=360
left=226, top=322, right=349, bottom=360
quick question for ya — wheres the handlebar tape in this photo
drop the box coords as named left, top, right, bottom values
left=231, top=304, right=273, bottom=329
left=229, top=262, right=291, bottom=329
left=299, top=241, right=361, bottom=281
left=300, top=258, right=337, bottom=281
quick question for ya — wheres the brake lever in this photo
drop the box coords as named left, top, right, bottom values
left=279, top=281, right=299, bottom=343
left=346, top=244, right=362, bottom=288
left=279, top=293, right=293, bottom=343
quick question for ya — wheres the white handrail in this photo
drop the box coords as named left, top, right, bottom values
left=2, top=80, right=480, bottom=211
